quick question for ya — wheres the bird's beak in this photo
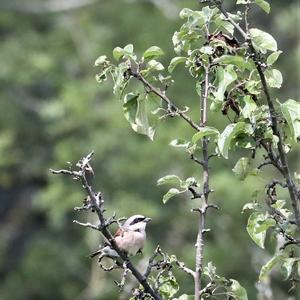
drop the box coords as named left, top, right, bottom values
left=145, top=217, right=152, bottom=223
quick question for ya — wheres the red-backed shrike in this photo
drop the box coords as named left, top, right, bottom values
left=90, top=215, right=151, bottom=258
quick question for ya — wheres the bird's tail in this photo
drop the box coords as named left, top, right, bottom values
left=89, top=249, right=102, bottom=258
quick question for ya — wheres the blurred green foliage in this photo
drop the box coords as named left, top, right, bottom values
left=0, top=0, right=299, bottom=299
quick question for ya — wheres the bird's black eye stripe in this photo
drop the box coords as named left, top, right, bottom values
left=130, top=217, right=145, bottom=225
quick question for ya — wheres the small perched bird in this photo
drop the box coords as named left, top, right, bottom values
left=90, top=214, right=151, bottom=258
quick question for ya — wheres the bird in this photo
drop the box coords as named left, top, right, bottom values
left=90, top=214, right=151, bottom=258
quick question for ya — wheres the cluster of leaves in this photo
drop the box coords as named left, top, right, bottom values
left=94, top=0, right=300, bottom=298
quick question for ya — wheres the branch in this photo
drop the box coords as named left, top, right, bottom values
left=129, top=70, right=202, bottom=132
left=211, top=0, right=300, bottom=228
left=50, top=153, right=162, bottom=300
left=194, top=65, right=211, bottom=300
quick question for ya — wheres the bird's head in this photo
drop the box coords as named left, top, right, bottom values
left=122, top=214, right=152, bottom=232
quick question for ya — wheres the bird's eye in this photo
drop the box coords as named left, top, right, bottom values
left=130, top=217, right=145, bottom=225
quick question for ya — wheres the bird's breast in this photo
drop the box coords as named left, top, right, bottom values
left=116, top=230, right=145, bottom=256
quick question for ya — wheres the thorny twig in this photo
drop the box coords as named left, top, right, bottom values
left=50, top=152, right=163, bottom=300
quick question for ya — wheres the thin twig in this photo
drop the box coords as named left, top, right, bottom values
left=50, top=154, right=162, bottom=300
left=129, top=70, right=202, bottom=132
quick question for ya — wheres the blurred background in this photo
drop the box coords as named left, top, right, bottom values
left=0, top=0, right=299, bottom=299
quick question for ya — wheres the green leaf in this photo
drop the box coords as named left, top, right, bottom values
left=242, top=202, right=259, bottom=212
left=143, top=46, right=164, bottom=59
left=255, top=218, right=276, bottom=233
left=217, top=122, right=246, bottom=159
left=112, top=62, right=129, bottom=96
left=213, top=55, right=252, bottom=71
left=271, top=199, right=286, bottom=210
left=232, top=157, right=251, bottom=181
left=267, top=51, right=282, bottom=65
left=265, top=69, right=283, bottom=88
left=282, top=258, right=298, bottom=279
left=255, top=0, right=270, bottom=14
left=163, top=188, right=185, bottom=203
left=124, top=44, right=134, bottom=54
left=169, top=139, right=190, bottom=148
left=229, top=279, right=248, bottom=300
left=94, top=55, right=109, bottom=66
left=168, top=57, right=187, bottom=73
left=158, top=274, right=179, bottom=298
left=157, top=175, right=183, bottom=187
left=242, top=96, right=257, bottom=120
left=200, top=45, right=214, bottom=55
left=147, top=59, right=164, bottom=71
left=250, top=28, right=277, bottom=53
left=247, top=212, right=269, bottom=248
left=112, top=47, right=124, bottom=61
left=192, top=127, right=220, bottom=144
left=280, top=99, right=300, bottom=142
left=182, top=177, right=197, bottom=189
left=203, top=262, right=217, bottom=279
left=214, top=65, right=237, bottom=102
left=259, top=252, right=285, bottom=281
left=123, top=93, right=155, bottom=140
left=179, top=8, right=194, bottom=19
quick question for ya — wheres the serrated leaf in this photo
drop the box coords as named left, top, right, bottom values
left=143, top=46, right=164, bottom=59
left=265, top=69, right=283, bottom=88
left=157, top=175, right=183, bottom=187
left=267, top=50, right=282, bottom=65
left=259, top=252, right=284, bottom=281
left=280, top=99, right=300, bottom=142
left=250, top=28, right=277, bottom=53
left=255, top=0, right=270, bottom=13
left=192, top=127, right=220, bottom=144
left=229, top=279, right=248, bottom=300
left=217, top=122, right=246, bottom=159
left=214, top=65, right=237, bottom=102
left=232, top=157, right=250, bottom=181
left=169, top=139, right=190, bottom=148
left=168, top=57, right=187, bottom=73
